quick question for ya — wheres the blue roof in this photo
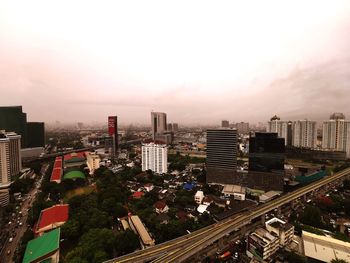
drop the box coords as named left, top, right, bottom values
left=183, top=182, right=196, bottom=190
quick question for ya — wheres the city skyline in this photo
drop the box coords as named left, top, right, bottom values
left=1, top=1, right=350, bottom=124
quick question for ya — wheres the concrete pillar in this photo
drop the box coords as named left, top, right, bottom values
left=261, top=215, right=266, bottom=225
left=291, top=200, right=296, bottom=209
left=303, top=194, right=307, bottom=202
left=240, top=225, right=247, bottom=236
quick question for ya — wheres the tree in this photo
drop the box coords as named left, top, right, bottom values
left=61, top=219, right=80, bottom=240
left=114, top=230, right=140, bottom=256
left=300, top=206, right=323, bottom=228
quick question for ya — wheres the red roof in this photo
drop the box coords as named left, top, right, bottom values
left=54, top=160, right=62, bottom=169
left=36, top=204, right=69, bottom=233
left=64, top=152, right=86, bottom=161
left=154, top=201, right=167, bottom=210
left=132, top=191, right=144, bottom=199
left=143, top=139, right=166, bottom=145
left=50, top=168, right=62, bottom=182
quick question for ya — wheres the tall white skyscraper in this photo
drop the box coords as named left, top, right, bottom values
left=0, top=130, right=21, bottom=206
left=151, top=112, right=167, bottom=140
left=267, top=116, right=291, bottom=146
left=292, top=120, right=317, bottom=148
left=322, top=113, right=350, bottom=158
left=142, top=142, right=168, bottom=174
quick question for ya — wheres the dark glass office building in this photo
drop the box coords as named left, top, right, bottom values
left=27, top=122, right=45, bottom=147
left=0, top=106, right=45, bottom=148
left=206, top=129, right=238, bottom=184
left=249, top=132, right=285, bottom=172
left=0, top=106, right=27, bottom=147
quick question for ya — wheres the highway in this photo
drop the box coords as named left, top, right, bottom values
left=106, top=167, right=350, bottom=263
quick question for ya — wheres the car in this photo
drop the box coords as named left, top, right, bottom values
left=8, top=221, right=12, bottom=225
left=9, top=237, right=13, bottom=243
left=7, top=250, right=11, bottom=255
left=19, top=222, right=23, bottom=226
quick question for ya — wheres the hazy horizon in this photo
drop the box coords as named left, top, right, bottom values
left=1, top=1, right=350, bottom=125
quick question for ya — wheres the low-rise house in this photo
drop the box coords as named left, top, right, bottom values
left=23, top=228, right=60, bottom=263
left=154, top=201, right=169, bottom=214
left=202, top=196, right=213, bottom=206
left=194, top=190, right=204, bottom=204
left=247, top=228, right=279, bottom=261
left=35, top=204, right=69, bottom=236
left=265, top=217, right=294, bottom=247
left=222, top=184, right=246, bottom=201
left=197, top=204, right=209, bottom=214
left=144, top=183, right=154, bottom=192
left=132, top=191, right=144, bottom=199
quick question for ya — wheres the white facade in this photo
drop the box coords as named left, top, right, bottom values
left=292, top=120, right=317, bottom=148
left=86, top=152, right=101, bottom=175
left=194, top=190, right=204, bottom=204
left=265, top=217, right=294, bottom=247
left=0, top=131, right=21, bottom=207
left=322, top=114, right=350, bottom=158
left=247, top=227, right=280, bottom=261
left=267, top=119, right=289, bottom=145
left=142, top=142, right=168, bottom=174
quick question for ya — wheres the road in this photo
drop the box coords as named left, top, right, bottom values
left=0, top=163, right=48, bottom=263
left=105, top=167, right=350, bottom=263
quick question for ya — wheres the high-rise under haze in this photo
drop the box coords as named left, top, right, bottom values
left=0, top=106, right=45, bottom=148
left=108, top=116, right=118, bottom=157
left=292, top=120, right=317, bottom=149
left=0, top=130, right=21, bottom=206
left=267, top=115, right=291, bottom=146
left=322, top=113, right=350, bottom=158
left=151, top=112, right=167, bottom=140
left=206, top=128, right=238, bottom=184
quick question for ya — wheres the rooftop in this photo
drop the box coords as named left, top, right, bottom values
left=36, top=205, right=69, bottom=232
left=23, top=228, right=60, bottom=263
left=63, top=170, right=86, bottom=180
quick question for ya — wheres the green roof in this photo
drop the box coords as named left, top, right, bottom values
left=23, top=228, right=60, bottom=263
left=63, top=170, right=86, bottom=180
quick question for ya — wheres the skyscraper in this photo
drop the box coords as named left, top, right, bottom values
left=267, top=115, right=291, bottom=146
left=0, top=106, right=27, bottom=147
left=206, top=129, right=238, bottom=184
left=322, top=113, right=350, bottom=158
left=108, top=116, right=118, bottom=158
left=167, top=123, right=173, bottom=131
left=292, top=120, right=317, bottom=148
left=0, top=106, right=45, bottom=148
left=172, top=123, right=179, bottom=132
left=142, top=142, right=168, bottom=174
left=221, top=120, right=230, bottom=128
left=249, top=132, right=285, bottom=172
left=151, top=112, right=167, bottom=140
left=0, top=131, right=21, bottom=206
left=235, top=122, right=250, bottom=134
left=27, top=122, right=45, bottom=148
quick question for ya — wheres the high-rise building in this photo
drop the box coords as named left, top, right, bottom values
left=151, top=112, right=167, bottom=140
left=221, top=120, right=230, bottom=128
left=167, top=123, right=173, bottom=131
left=0, top=130, right=21, bottom=206
left=322, top=113, right=350, bottom=158
left=142, top=142, right=167, bottom=174
left=286, top=121, right=293, bottom=146
left=108, top=116, right=118, bottom=158
left=172, top=123, right=179, bottom=132
left=267, top=115, right=291, bottom=146
left=27, top=122, right=45, bottom=148
left=235, top=122, right=250, bottom=134
left=0, top=106, right=45, bottom=149
left=0, top=106, right=27, bottom=147
left=206, top=129, right=238, bottom=184
left=292, top=120, right=317, bottom=149
left=249, top=132, right=285, bottom=172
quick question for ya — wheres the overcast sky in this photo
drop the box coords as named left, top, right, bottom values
left=1, top=1, right=350, bottom=125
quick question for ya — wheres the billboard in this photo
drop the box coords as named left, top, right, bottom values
left=108, top=116, right=116, bottom=136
